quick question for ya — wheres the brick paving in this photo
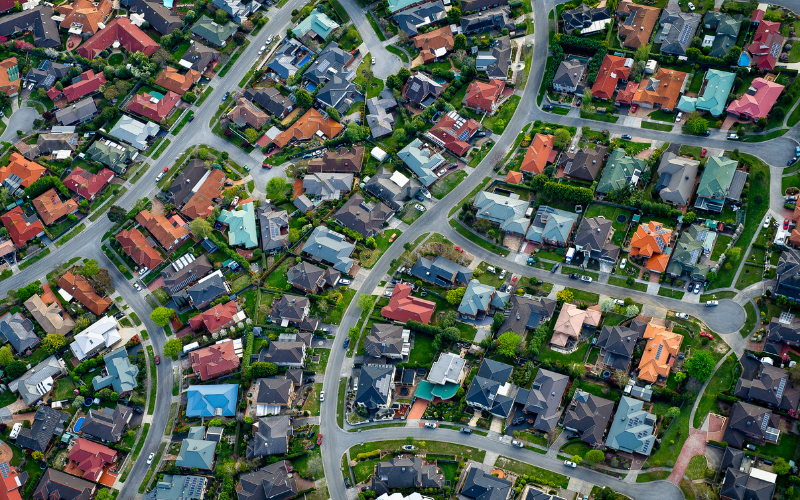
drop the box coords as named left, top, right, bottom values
left=407, top=400, right=427, bottom=420
left=667, top=428, right=706, bottom=485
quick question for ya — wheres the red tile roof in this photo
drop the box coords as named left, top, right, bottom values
left=751, top=8, right=765, bottom=22
left=32, top=188, right=78, bottom=226
left=727, top=77, right=784, bottom=120
left=62, top=70, right=106, bottom=102
left=0, top=152, right=45, bottom=188
left=425, top=112, right=480, bottom=157
left=136, top=209, right=189, bottom=250
left=506, top=171, right=523, bottom=184
left=76, top=17, right=158, bottom=59
left=181, top=169, right=226, bottom=219
left=591, top=54, right=631, bottom=100
left=126, top=91, right=180, bottom=122
left=381, top=283, right=436, bottom=324
left=67, top=438, right=117, bottom=482
left=748, top=20, right=784, bottom=70
left=273, top=108, right=344, bottom=148
left=188, top=300, right=239, bottom=333
left=0, top=58, right=19, bottom=97
left=520, top=134, right=554, bottom=175
left=116, top=227, right=164, bottom=269
left=57, top=271, right=111, bottom=316
left=154, top=66, right=201, bottom=95
left=0, top=462, right=23, bottom=500
left=413, top=26, right=454, bottom=63
left=63, top=166, right=114, bottom=200
left=189, top=338, right=240, bottom=381
left=0, top=206, right=43, bottom=247
left=463, top=79, right=505, bottom=114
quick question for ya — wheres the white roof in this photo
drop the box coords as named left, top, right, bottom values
left=389, top=170, right=409, bottom=188
left=750, top=468, right=777, bottom=484
left=371, top=146, right=387, bottom=161
left=69, top=316, right=122, bottom=361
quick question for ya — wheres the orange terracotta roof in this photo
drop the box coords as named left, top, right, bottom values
left=616, top=0, right=660, bottom=49
left=631, top=68, right=688, bottom=112
left=520, top=134, right=554, bottom=175
left=188, top=299, right=239, bottom=333
left=413, top=26, right=454, bottom=63
left=32, top=188, right=78, bottom=226
left=273, top=108, right=344, bottom=148
left=57, top=271, right=111, bottom=316
left=506, top=171, right=523, bottom=184
left=381, top=283, right=436, bottom=324
left=591, top=54, right=631, bottom=100
left=116, top=227, right=164, bottom=269
left=67, top=438, right=117, bottom=482
left=630, top=221, right=672, bottom=259
left=0, top=152, right=45, bottom=188
left=645, top=253, right=671, bottom=273
left=0, top=58, right=19, bottom=97
left=638, top=328, right=683, bottom=383
left=154, top=66, right=201, bottom=95
left=189, top=338, right=241, bottom=381
left=463, top=79, right=505, bottom=114
left=40, top=283, right=58, bottom=304
left=181, top=169, right=226, bottom=219
left=136, top=209, right=189, bottom=250
left=58, top=0, right=113, bottom=34
left=228, top=97, right=268, bottom=130
left=0, top=206, right=43, bottom=247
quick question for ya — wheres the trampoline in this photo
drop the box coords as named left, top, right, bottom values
left=616, top=214, right=627, bottom=224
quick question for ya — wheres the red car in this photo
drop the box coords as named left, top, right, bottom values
left=262, top=163, right=272, bottom=169
left=700, top=149, right=707, bottom=158
left=701, top=332, right=713, bottom=339
left=785, top=218, right=790, bottom=230
left=454, top=246, right=463, bottom=253
left=317, top=434, right=322, bottom=445
left=630, top=104, right=638, bottom=113
left=155, top=355, right=160, bottom=364
left=163, top=166, right=169, bottom=172
left=510, top=276, right=518, bottom=285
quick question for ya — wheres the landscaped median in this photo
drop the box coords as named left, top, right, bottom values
left=449, top=219, right=510, bottom=257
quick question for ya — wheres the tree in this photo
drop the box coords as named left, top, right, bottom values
left=774, top=457, right=791, bottom=475
left=634, top=44, right=650, bottom=63
left=249, top=361, right=278, bottom=378
left=585, top=449, right=604, bottom=464
left=345, top=122, right=368, bottom=142
left=447, top=6, right=461, bottom=23
left=295, top=89, right=312, bottom=108
left=674, top=371, right=686, bottom=383
left=440, top=310, right=457, bottom=328
left=571, top=455, right=583, bottom=465
left=150, top=307, right=175, bottom=327
left=491, top=312, right=505, bottom=334
left=87, top=269, right=112, bottom=296
left=191, top=217, right=213, bottom=239
left=31, top=451, right=44, bottom=461
left=666, top=406, right=681, bottom=419
left=496, top=331, right=521, bottom=358
left=581, top=88, right=594, bottom=111
left=0, top=346, right=12, bottom=366
left=624, top=305, right=639, bottom=318
left=686, top=117, right=708, bottom=135
left=182, top=91, right=197, bottom=103
left=244, top=128, right=259, bottom=144
left=163, top=338, right=183, bottom=359
left=42, top=334, right=66, bottom=354
left=108, top=205, right=127, bottom=223
left=215, top=8, right=229, bottom=23
left=685, top=351, right=714, bottom=381
left=326, top=106, right=340, bottom=121
left=103, top=85, right=119, bottom=100
left=266, top=177, right=288, bottom=201
left=357, top=294, right=374, bottom=312
left=82, top=259, right=100, bottom=277
left=600, top=298, right=616, bottom=313
left=151, top=48, right=172, bottom=67
left=446, top=287, right=466, bottom=305
left=683, top=211, right=696, bottom=224
left=790, top=363, right=800, bottom=386
left=454, top=33, right=467, bottom=50
left=553, top=128, right=571, bottom=149
left=556, top=289, right=573, bottom=304
left=4, top=361, right=26, bottom=379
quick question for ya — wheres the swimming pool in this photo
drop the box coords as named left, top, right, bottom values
left=738, top=52, right=751, bottom=67
left=74, top=417, right=85, bottom=433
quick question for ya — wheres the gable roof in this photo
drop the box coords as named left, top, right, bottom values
left=8, top=355, right=63, bottom=406
left=292, top=9, right=340, bottom=39
left=108, top=115, right=159, bottom=150
left=413, top=25, right=454, bottom=63
left=520, top=134, right=554, bottom=174
left=356, top=365, right=395, bottom=408
left=24, top=294, right=74, bottom=336
left=523, top=368, right=569, bottom=431
left=273, top=108, right=343, bottom=147
left=218, top=201, right=258, bottom=249
left=63, top=167, right=114, bottom=200
left=727, top=78, right=784, bottom=120
left=616, top=1, right=660, bottom=49
left=189, top=339, right=240, bottom=381
left=247, top=415, right=293, bottom=458
left=69, top=316, right=121, bottom=361
left=155, top=66, right=201, bottom=95
left=181, top=168, right=226, bottom=219
left=116, top=227, right=163, bottom=269
left=190, top=16, right=237, bottom=47
left=61, top=70, right=106, bottom=102
left=591, top=54, right=632, bottom=100
left=1, top=206, right=44, bottom=247
left=606, top=396, right=656, bottom=455
left=136, top=209, right=190, bottom=249
left=57, top=271, right=111, bottom=316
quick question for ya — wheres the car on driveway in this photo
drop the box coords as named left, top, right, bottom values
left=454, top=246, right=463, bottom=252
left=621, top=134, right=632, bottom=140
left=693, top=283, right=701, bottom=294
left=675, top=312, right=689, bottom=319
left=785, top=218, right=790, bottom=229
left=764, top=216, right=771, bottom=228
left=701, top=148, right=707, bottom=158
left=511, top=276, right=518, bottom=285
left=580, top=276, right=592, bottom=283
left=499, top=270, right=507, bottom=280
left=630, top=104, right=638, bottom=113
left=415, top=204, right=426, bottom=212
left=620, top=258, right=627, bottom=269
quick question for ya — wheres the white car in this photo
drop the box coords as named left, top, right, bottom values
left=402, top=445, right=416, bottom=451
left=693, top=283, right=701, bottom=294
left=675, top=312, right=689, bottom=319
left=424, top=422, right=437, bottom=428
left=764, top=216, right=771, bottom=228
left=372, top=57, right=376, bottom=65
left=156, top=172, right=164, bottom=181
left=512, top=440, right=523, bottom=448
left=580, top=276, right=593, bottom=283
left=339, top=279, right=351, bottom=285
left=614, top=299, right=625, bottom=306
left=415, top=204, right=426, bottom=212
left=320, top=391, right=325, bottom=402
left=688, top=2, right=695, bottom=9
left=9, top=423, right=21, bottom=439
left=420, top=187, right=431, bottom=199
left=706, top=300, right=719, bottom=307
left=675, top=112, right=683, bottom=122
left=133, top=283, right=141, bottom=291
left=147, top=453, right=155, bottom=465
left=259, top=45, right=265, bottom=54
left=620, top=258, right=627, bottom=269
left=564, top=460, right=577, bottom=468
left=499, top=270, right=507, bottom=280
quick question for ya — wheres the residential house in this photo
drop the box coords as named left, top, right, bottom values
left=551, top=303, right=601, bottom=350
left=31, top=469, right=94, bottom=500
left=666, top=224, right=714, bottom=281
left=213, top=0, right=259, bottom=23
left=69, top=316, right=122, bottom=361
left=573, top=216, right=620, bottom=265
left=774, top=249, right=800, bottom=303
left=228, top=97, right=269, bottom=130
left=308, top=146, right=364, bottom=173
left=387, top=0, right=425, bottom=13
left=161, top=254, right=213, bottom=295
left=334, top=194, right=391, bottom=239
left=0, top=7, right=60, bottom=48
left=76, top=17, right=158, bottom=58
left=116, top=227, right=163, bottom=270
left=428, top=352, right=466, bottom=386
left=0, top=312, right=37, bottom=354
left=81, top=405, right=133, bottom=443
left=498, top=295, right=556, bottom=336
left=268, top=38, right=313, bottom=81
left=364, top=168, right=420, bottom=211
left=272, top=108, right=343, bottom=148
left=108, top=115, right=160, bottom=150
left=286, top=261, right=339, bottom=294
left=722, top=401, right=780, bottom=448
left=734, top=362, right=800, bottom=411
left=303, top=226, right=355, bottom=273
left=596, top=324, right=643, bottom=372
left=720, top=468, right=776, bottom=500
left=364, top=323, right=411, bottom=359
left=393, top=1, right=447, bottom=36
left=0, top=461, right=24, bottom=499
left=136, top=209, right=190, bottom=251
left=247, top=415, right=293, bottom=457
left=553, top=59, right=586, bottom=93
left=269, top=294, right=318, bottom=332
left=67, top=438, right=117, bottom=482
left=92, top=346, right=139, bottom=395
left=366, top=93, right=398, bottom=138
left=460, top=466, right=512, bottom=500
left=617, top=68, right=687, bottom=111
left=563, top=390, right=615, bottom=445
left=465, top=359, right=515, bottom=417
left=522, top=369, right=569, bottom=432
left=597, top=148, right=646, bottom=195
left=525, top=205, right=579, bottom=247
left=520, top=134, right=555, bottom=175
left=616, top=1, right=660, bottom=49
left=0, top=152, right=45, bottom=190
left=63, top=167, right=114, bottom=201
left=58, top=0, right=112, bottom=35
left=243, top=87, right=293, bottom=119
left=176, top=427, right=217, bottom=470
left=180, top=40, right=221, bottom=73
left=180, top=169, right=226, bottom=219
left=398, top=139, right=445, bottom=187
left=727, top=78, right=784, bottom=121
left=292, top=8, right=339, bottom=41
left=606, top=396, right=657, bottom=455
left=87, top=139, right=137, bottom=174
left=303, top=172, right=353, bottom=201
left=381, top=283, right=436, bottom=324
left=694, top=156, right=745, bottom=212
left=258, top=206, right=289, bottom=253
left=561, top=4, right=611, bottom=35
left=189, top=339, right=240, bottom=381
left=476, top=36, right=512, bottom=80
left=148, top=476, right=209, bottom=500
left=24, top=294, right=74, bottom=336
left=637, top=322, right=682, bottom=383
left=127, top=90, right=180, bottom=123
left=403, top=72, right=444, bottom=108
left=236, top=461, right=298, bottom=500
left=154, top=66, right=201, bottom=96
left=676, top=69, right=735, bottom=117
left=461, top=0, right=507, bottom=12
left=656, top=152, right=699, bottom=206
left=59, top=70, right=106, bottom=103
left=254, top=378, right=295, bottom=416
left=473, top=191, right=528, bottom=232
left=763, top=316, right=800, bottom=356
left=186, top=271, right=231, bottom=309
left=58, top=271, right=111, bottom=316
left=186, top=384, right=238, bottom=417
left=704, top=11, right=743, bottom=58
left=559, top=145, right=607, bottom=182
left=190, top=16, right=237, bottom=47
left=656, top=10, right=701, bottom=55
left=371, top=457, right=444, bottom=495
left=413, top=26, right=454, bottom=63
left=218, top=201, right=258, bottom=249
left=458, top=279, right=509, bottom=320
left=188, top=300, right=243, bottom=333
left=629, top=221, right=673, bottom=273
left=32, top=189, right=76, bottom=227
left=460, top=7, right=513, bottom=35
left=16, top=405, right=68, bottom=452
left=18, top=130, right=78, bottom=159
left=409, top=255, right=473, bottom=288
left=356, top=364, right=396, bottom=409
left=747, top=20, right=783, bottom=70
left=305, top=46, right=357, bottom=87
left=126, top=0, right=182, bottom=35
left=464, top=79, right=506, bottom=114
left=591, top=54, right=632, bottom=100
left=1, top=206, right=44, bottom=247
left=8, top=355, right=65, bottom=405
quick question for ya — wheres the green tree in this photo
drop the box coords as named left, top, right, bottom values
left=4, top=360, right=27, bottom=379
left=107, top=205, right=127, bottom=223
left=683, top=211, right=696, bottom=224
left=600, top=298, right=616, bottom=313
left=553, top=128, right=571, bottom=150
left=182, top=91, right=197, bottom=103
left=82, top=259, right=100, bottom=277
left=674, top=371, right=686, bottom=383
left=491, top=312, right=505, bottom=334
left=686, top=117, right=708, bottom=135
left=266, top=177, right=288, bottom=201
left=496, top=331, right=521, bottom=358
left=556, top=289, right=573, bottom=304
left=666, top=406, right=681, bottom=419
left=345, top=122, right=368, bottom=142
left=685, top=351, right=714, bottom=381
left=774, top=457, right=791, bottom=475
left=326, top=106, right=340, bottom=121
left=31, top=451, right=44, bottom=461
left=447, top=6, right=461, bottom=23
left=163, top=338, right=183, bottom=359
left=244, top=128, right=259, bottom=144
left=295, top=89, right=312, bottom=108
left=249, top=361, right=278, bottom=378
left=357, top=294, right=374, bottom=312
left=446, top=287, right=466, bottom=305
left=0, top=346, right=12, bottom=366
left=454, top=33, right=467, bottom=50
left=215, top=8, right=229, bottom=23
left=624, top=305, right=639, bottom=318
left=150, top=307, right=175, bottom=327
left=585, top=449, right=604, bottom=464
left=190, top=217, right=213, bottom=239
left=42, top=334, right=66, bottom=354
left=571, top=455, right=583, bottom=465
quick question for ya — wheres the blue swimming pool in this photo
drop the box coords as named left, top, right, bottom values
left=74, top=417, right=85, bottom=433
left=298, top=55, right=311, bottom=67
left=738, top=52, right=751, bottom=67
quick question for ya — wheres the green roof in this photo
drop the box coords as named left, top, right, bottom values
left=217, top=201, right=258, bottom=249
left=414, top=380, right=461, bottom=400
left=292, top=10, right=340, bottom=39
left=596, top=148, right=646, bottom=194
left=693, top=70, right=735, bottom=117
left=191, top=16, right=237, bottom=47
left=87, top=140, right=136, bottom=172
left=696, top=156, right=737, bottom=200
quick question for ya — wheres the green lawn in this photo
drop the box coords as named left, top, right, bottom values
left=608, top=276, right=648, bottom=292
left=644, top=403, right=690, bottom=468
left=494, top=457, right=569, bottom=488
left=432, top=170, right=467, bottom=200
left=679, top=145, right=703, bottom=160
left=52, top=377, right=76, bottom=401
left=537, top=343, right=589, bottom=366
left=475, top=262, right=506, bottom=288
left=755, top=432, right=799, bottom=461
left=741, top=302, right=757, bottom=338
left=302, top=383, right=323, bottom=416
left=657, top=287, right=685, bottom=299
left=265, top=259, right=292, bottom=290
left=349, top=441, right=486, bottom=462
left=648, top=109, right=676, bottom=122
left=582, top=204, right=632, bottom=231
left=565, top=288, right=600, bottom=304
left=735, top=263, right=764, bottom=290
left=484, top=96, right=520, bottom=134
left=711, top=235, right=731, bottom=260
left=560, top=440, right=591, bottom=456
left=641, top=121, right=673, bottom=132
left=409, top=333, right=436, bottom=365
left=637, top=470, right=671, bottom=482
left=353, top=458, right=380, bottom=483
left=449, top=219, right=509, bottom=256
left=686, top=456, right=708, bottom=480
left=692, top=355, right=736, bottom=428
left=455, top=322, right=478, bottom=341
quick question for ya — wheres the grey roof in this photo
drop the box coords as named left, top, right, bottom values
left=128, top=0, right=181, bottom=34
left=180, top=40, right=220, bottom=72
left=294, top=194, right=314, bottom=212
left=304, top=43, right=355, bottom=85
left=474, top=191, right=527, bottom=226
left=82, top=405, right=133, bottom=443
left=728, top=170, right=748, bottom=202
left=187, top=272, right=229, bottom=308
left=720, top=468, right=776, bottom=500
left=657, top=9, right=701, bottom=55
left=237, top=461, right=298, bottom=500
left=176, top=427, right=216, bottom=469
left=657, top=152, right=699, bottom=206
left=499, top=295, right=556, bottom=336
left=705, top=12, right=742, bottom=58
left=0, top=311, right=38, bottom=353
left=212, top=0, right=259, bottom=23
left=9, top=355, right=63, bottom=405
left=734, top=362, right=800, bottom=412
left=393, top=1, right=447, bottom=35
left=606, top=396, right=657, bottom=455
left=458, top=279, right=509, bottom=317
left=56, top=98, right=98, bottom=126
left=247, top=415, right=293, bottom=458
left=334, top=194, right=392, bottom=238
left=404, top=73, right=444, bottom=107
left=466, top=361, right=514, bottom=417
left=0, top=6, right=60, bottom=48
left=719, top=447, right=744, bottom=472
left=258, top=207, right=290, bottom=252
left=364, top=167, right=421, bottom=211
left=92, top=346, right=139, bottom=394
left=574, top=217, right=619, bottom=263
left=428, top=352, right=465, bottom=385
left=268, top=38, right=313, bottom=80
left=109, top=115, right=160, bottom=150
left=596, top=325, right=641, bottom=372
left=356, top=365, right=395, bottom=409
left=256, top=378, right=294, bottom=406
left=269, top=294, right=310, bottom=325
left=485, top=36, right=511, bottom=80
left=525, top=205, right=579, bottom=245
left=287, top=260, right=339, bottom=293
left=776, top=248, right=800, bottom=302
left=166, top=159, right=208, bottom=206
left=560, top=145, right=606, bottom=182
left=409, top=255, right=473, bottom=288
left=465, top=376, right=500, bottom=409
left=723, top=401, right=780, bottom=449
left=562, top=389, right=615, bottom=445
left=476, top=358, right=513, bottom=383
left=303, top=226, right=355, bottom=273
left=16, top=405, right=68, bottom=452
left=553, top=59, right=586, bottom=89
left=397, top=138, right=445, bottom=186
left=161, top=255, right=213, bottom=295
left=365, top=323, right=405, bottom=358
left=460, top=7, right=513, bottom=34
left=303, top=172, right=353, bottom=200
left=315, top=75, right=360, bottom=114
left=523, top=368, right=569, bottom=431
left=260, top=341, right=306, bottom=365
left=33, top=468, right=94, bottom=500
left=148, top=475, right=208, bottom=500
left=461, top=0, right=507, bottom=12
left=25, top=60, right=70, bottom=90
left=561, top=4, right=611, bottom=32
left=366, top=92, right=398, bottom=138
left=461, top=467, right=512, bottom=500
left=371, top=457, right=444, bottom=495
left=244, top=87, right=293, bottom=119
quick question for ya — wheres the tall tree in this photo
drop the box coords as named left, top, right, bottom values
left=107, top=205, right=127, bottom=223
left=496, top=331, right=521, bottom=358
left=190, top=217, right=213, bottom=239
left=82, top=259, right=100, bottom=277
left=150, top=307, right=176, bottom=327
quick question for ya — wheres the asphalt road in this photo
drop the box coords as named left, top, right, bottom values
left=337, top=0, right=404, bottom=79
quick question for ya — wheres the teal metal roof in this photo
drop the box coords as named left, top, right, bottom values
left=218, top=201, right=258, bottom=249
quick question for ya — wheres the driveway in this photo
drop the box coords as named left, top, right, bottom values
left=0, top=105, right=38, bottom=143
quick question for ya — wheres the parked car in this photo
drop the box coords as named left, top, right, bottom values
left=788, top=157, right=797, bottom=166
left=551, top=263, right=559, bottom=273
left=460, top=428, right=472, bottom=434
left=701, top=331, right=713, bottom=339
left=706, top=300, right=719, bottom=306
left=424, top=422, right=437, bottom=428
left=621, top=134, right=632, bottom=140
left=764, top=216, right=771, bottom=228
left=317, top=434, right=322, bottom=445
left=785, top=218, right=790, bottom=230
left=320, top=391, right=325, bottom=402
left=155, top=355, right=160, bottom=364
left=614, top=299, right=625, bottom=306
left=499, top=270, right=507, bottom=280
left=569, top=273, right=580, bottom=279
left=701, top=148, right=707, bottom=158
left=454, top=246, right=463, bottom=252
left=262, top=163, right=272, bottom=169
left=693, top=283, right=701, bottom=294
left=620, top=258, right=627, bottom=269
left=372, top=57, right=376, bottom=65
left=630, top=104, right=638, bottom=113
left=675, top=312, right=689, bottom=319
left=510, top=276, right=518, bottom=285
left=512, top=417, right=525, bottom=425
left=564, top=460, right=577, bottom=468
left=580, top=276, right=592, bottom=283
left=132, top=407, right=143, bottom=414
left=339, top=279, right=351, bottom=285
left=688, top=2, right=695, bottom=9
left=402, top=445, right=416, bottom=451
left=512, top=440, right=523, bottom=448
left=147, top=453, right=155, bottom=465
left=343, top=338, right=350, bottom=349
left=415, top=204, right=426, bottom=212
left=675, top=112, right=683, bottom=122
left=156, top=172, right=164, bottom=182
left=420, top=187, right=431, bottom=199
left=542, top=105, right=553, bottom=111
left=745, top=444, right=756, bottom=451
left=222, top=92, right=230, bottom=101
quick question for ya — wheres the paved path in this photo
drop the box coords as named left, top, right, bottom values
left=667, top=428, right=706, bottom=485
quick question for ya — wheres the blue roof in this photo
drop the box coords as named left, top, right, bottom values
left=186, top=384, right=238, bottom=417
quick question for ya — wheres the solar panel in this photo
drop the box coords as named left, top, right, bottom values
left=777, top=378, right=787, bottom=399
left=655, top=344, right=664, bottom=360
left=761, top=413, right=769, bottom=431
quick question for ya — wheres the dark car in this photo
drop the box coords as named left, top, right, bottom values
left=569, top=273, right=580, bottom=279
left=343, top=338, right=350, bottom=349
left=460, top=428, right=472, bottom=434
left=188, top=115, right=194, bottom=122
left=132, top=407, right=143, bottom=414
left=512, top=417, right=525, bottom=425
left=155, top=355, right=160, bottom=365
left=703, top=130, right=710, bottom=136
left=223, top=92, right=230, bottom=101
left=542, top=105, right=553, bottom=110
left=621, top=134, right=632, bottom=140
left=345, top=478, right=351, bottom=488
left=551, top=263, right=559, bottom=273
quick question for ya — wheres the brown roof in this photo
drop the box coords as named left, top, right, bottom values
left=136, top=209, right=189, bottom=250
left=413, top=26, right=454, bottom=63
left=154, top=66, right=201, bottom=95
left=116, top=227, right=164, bottom=269
left=273, top=108, right=344, bottom=148
left=32, top=189, right=78, bottom=226
left=616, top=0, right=660, bottom=49
left=58, top=0, right=113, bottom=34
left=631, top=67, right=687, bottom=111
left=181, top=169, right=226, bottom=219
left=227, top=97, right=269, bottom=129
left=307, top=146, right=364, bottom=173
left=24, top=294, right=75, bottom=335
left=57, top=271, right=111, bottom=316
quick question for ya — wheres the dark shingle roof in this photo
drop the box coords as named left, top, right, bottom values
left=562, top=389, right=615, bottom=445
left=523, top=369, right=569, bottom=432
left=81, top=405, right=133, bottom=442
left=356, top=365, right=394, bottom=409
left=247, top=415, right=293, bottom=458
left=17, top=406, right=69, bottom=453
left=461, top=467, right=512, bottom=500
left=237, top=461, right=298, bottom=500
